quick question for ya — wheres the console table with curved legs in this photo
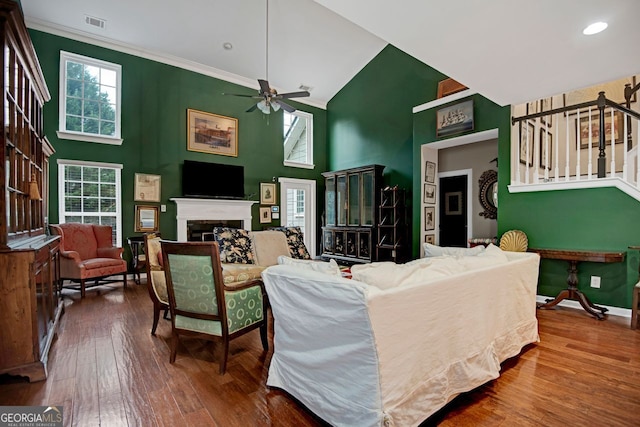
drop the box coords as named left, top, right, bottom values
left=529, top=248, right=625, bottom=320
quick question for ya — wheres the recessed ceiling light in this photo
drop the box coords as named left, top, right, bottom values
left=583, top=22, right=608, bottom=35
left=223, top=42, right=233, bottom=50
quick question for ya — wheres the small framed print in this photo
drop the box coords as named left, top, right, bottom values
left=539, top=129, right=553, bottom=170
left=424, top=184, right=436, bottom=204
left=135, top=205, right=159, bottom=232
left=424, top=206, right=435, bottom=231
left=540, top=97, right=553, bottom=126
left=259, top=207, right=272, bottom=223
left=425, top=161, right=436, bottom=183
left=134, top=173, right=161, bottom=202
left=425, top=234, right=435, bottom=244
left=519, top=122, right=535, bottom=166
left=260, top=183, right=277, bottom=205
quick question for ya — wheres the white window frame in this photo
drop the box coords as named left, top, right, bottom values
left=57, top=159, right=123, bottom=247
left=57, top=51, right=123, bottom=145
left=283, top=110, right=314, bottom=169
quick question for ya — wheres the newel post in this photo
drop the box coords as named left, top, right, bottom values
left=597, top=91, right=607, bottom=178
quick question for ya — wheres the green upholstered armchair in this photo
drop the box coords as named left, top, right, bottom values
left=160, top=241, right=268, bottom=374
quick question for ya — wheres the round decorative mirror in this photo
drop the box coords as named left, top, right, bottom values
left=478, top=169, right=497, bottom=219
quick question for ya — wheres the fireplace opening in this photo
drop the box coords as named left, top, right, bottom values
left=187, top=220, right=243, bottom=241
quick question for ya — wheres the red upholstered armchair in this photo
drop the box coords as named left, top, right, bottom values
left=50, top=223, right=128, bottom=298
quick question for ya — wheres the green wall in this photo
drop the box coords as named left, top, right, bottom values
left=326, top=45, right=446, bottom=190
left=30, top=30, right=327, bottom=253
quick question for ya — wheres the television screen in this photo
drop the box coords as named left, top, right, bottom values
left=182, top=160, right=245, bottom=199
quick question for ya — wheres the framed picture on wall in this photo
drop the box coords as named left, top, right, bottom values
left=540, top=97, right=553, bottom=126
left=436, top=100, right=474, bottom=137
left=424, top=184, right=436, bottom=204
left=576, top=111, right=624, bottom=149
left=425, top=161, right=436, bottom=183
left=134, top=173, right=161, bottom=202
left=424, top=207, right=435, bottom=231
left=187, top=109, right=238, bottom=157
left=425, top=234, right=435, bottom=244
left=135, top=205, right=159, bottom=232
left=519, top=122, right=535, bottom=166
left=259, top=207, right=272, bottom=223
left=260, top=183, right=277, bottom=205
left=539, top=129, right=553, bottom=170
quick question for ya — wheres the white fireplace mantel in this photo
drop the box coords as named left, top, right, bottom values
left=171, top=198, right=256, bottom=241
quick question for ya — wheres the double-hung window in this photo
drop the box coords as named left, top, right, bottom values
left=58, top=51, right=122, bottom=145
left=58, top=160, right=122, bottom=246
left=283, top=110, right=313, bottom=168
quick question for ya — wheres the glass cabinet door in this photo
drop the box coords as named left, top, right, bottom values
left=348, top=173, right=360, bottom=225
left=337, top=175, right=347, bottom=226
left=361, top=171, right=375, bottom=225
left=325, top=177, right=335, bottom=226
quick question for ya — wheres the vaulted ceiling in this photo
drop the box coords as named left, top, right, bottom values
left=22, top=0, right=640, bottom=109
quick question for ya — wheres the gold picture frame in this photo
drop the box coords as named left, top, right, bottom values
left=135, top=205, right=159, bottom=232
left=187, top=109, right=238, bottom=157
left=134, top=173, right=161, bottom=202
left=259, top=207, right=272, bottom=223
left=260, top=183, right=277, bottom=205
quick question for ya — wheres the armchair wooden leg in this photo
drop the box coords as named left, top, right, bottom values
left=170, top=332, right=179, bottom=363
left=219, top=340, right=230, bottom=375
left=80, top=279, right=86, bottom=298
left=151, top=304, right=160, bottom=336
left=260, top=321, right=269, bottom=351
left=123, top=273, right=128, bottom=289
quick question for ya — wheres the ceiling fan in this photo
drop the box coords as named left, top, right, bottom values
left=223, top=0, right=310, bottom=114
left=225, top=79, right=310, bottom=114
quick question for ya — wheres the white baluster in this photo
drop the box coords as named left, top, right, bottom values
left=516, top=122, right=521, bottom=184
left=534, top=119, right=539, bottom=183
left=610, top=108, right=615, bottom=177
left=576, top=109, right=581, bottom=180
left=565, top=112, right=570, bottom=181
left=543, top=124, right=549, bottom=181
left=623, top=112, right=628, bottom=181
left=587, top=106, right=593, bottom=179
left=525, top=121, right=530, bottom=184
left=554, top=113, right=559, bottom=182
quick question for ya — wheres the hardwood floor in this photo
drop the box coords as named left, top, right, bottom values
left=1, top=279, right=639, bottom=426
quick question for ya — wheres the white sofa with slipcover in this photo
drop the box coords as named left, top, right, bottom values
left=262, top=245, right=540, bottom=426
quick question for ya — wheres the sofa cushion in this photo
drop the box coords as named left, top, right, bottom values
left=271, top=226, right=311, bottom=259
left=213, top=227, right=255, bottom=264
left=277, top=256, right=342, bottom=277
left=250, top=231, right=291, bottom=266
left=221, top=263, right=265, bottom=285
left=423, top=243, right=485, bottom=258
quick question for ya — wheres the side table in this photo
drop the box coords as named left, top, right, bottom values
left=127, top=236, right=146, bottom=285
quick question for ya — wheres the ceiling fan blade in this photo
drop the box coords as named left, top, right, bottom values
left=246, top=103, right=259, bottom=113
left=258, top=79, right=271, bottom=94
left=222, top=92, right=259, bottom=98
left=278, top=90, right=310, bottom=99
left=275, top=100, right=296, bottom=113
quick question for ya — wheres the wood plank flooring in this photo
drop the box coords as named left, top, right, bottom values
left=1, top=279, right=639, bottom=426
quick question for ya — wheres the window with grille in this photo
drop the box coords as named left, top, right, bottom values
left=283, top=110, right=313, bottom=168
left=58, top=51, right=122, bottom=145
left=58, top=160, right=122, bottom=246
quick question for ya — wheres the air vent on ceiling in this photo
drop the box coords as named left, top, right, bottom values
left=84, top=15, right=106, bottom=30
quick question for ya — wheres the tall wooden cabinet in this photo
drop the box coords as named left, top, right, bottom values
left=321, top=165, right=384, bottom=264
left=0, top=0, right=62, bottom=382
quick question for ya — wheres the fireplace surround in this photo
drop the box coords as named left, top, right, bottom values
left=171, top=198, right=256, bottom=241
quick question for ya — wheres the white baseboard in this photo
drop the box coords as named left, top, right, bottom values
left=536, top=295, right=631, bottom=318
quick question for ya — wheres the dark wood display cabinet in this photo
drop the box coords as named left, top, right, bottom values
left=321, top=165, right=384, bottom=265
left=0, top=0, right=63, bottom=382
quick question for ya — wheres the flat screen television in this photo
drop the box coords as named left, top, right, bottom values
left=182, top=160, right=245, bottom=199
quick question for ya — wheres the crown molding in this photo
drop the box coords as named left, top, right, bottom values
left=25, top=18, right=327, bottom=110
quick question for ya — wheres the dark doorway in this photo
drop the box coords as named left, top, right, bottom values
left=439, top=175, right=467, bottom=247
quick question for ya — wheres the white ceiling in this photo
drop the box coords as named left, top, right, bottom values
left=22, top=0, right=640, bottom=109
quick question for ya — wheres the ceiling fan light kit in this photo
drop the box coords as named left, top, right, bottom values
left=223, top=0, right=309, bottom=114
